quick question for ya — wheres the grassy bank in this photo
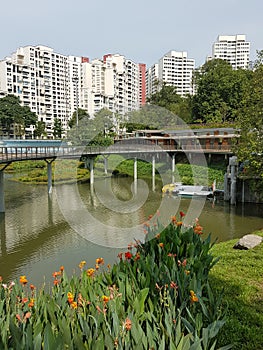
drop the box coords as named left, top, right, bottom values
left=209, top=230, right=263, bottom=349
left=6, top=160, right=90, bottom=184
left=6, top=157, right=225, bottom=187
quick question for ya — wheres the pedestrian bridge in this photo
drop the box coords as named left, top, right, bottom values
left=0, top=136, right=236, bottom=212
left=0, top=140, right=234, bottom=164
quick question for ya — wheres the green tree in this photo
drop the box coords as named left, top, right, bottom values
left=147, top=83, right=181, bottom=109
left=192, top=59, right=251, bottom=124
left=53, top=118, right=63, bottom=139
left=68, top=108, right=89, bottom=128
left=34, top=121, right=46, bottom=139
left=147, top=83, right=194, bottom=125
left=0, top=95, right=37, bottom=137
left=235, top=50, right=263, bottom=178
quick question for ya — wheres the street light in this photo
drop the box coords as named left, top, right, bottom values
left=72, top=76, right=79, bottom=126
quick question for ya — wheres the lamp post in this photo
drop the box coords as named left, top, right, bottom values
left=72, top=76, right=79, bottom=126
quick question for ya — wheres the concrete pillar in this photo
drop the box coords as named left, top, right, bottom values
left=89, top=158, right=94, bottom=184
left=172, top=154, right=175, bottom=173
left=152, top=155, right=155, bottom=178
left=172, top=154, right=175, bottom=183
left=224, top=173, right=230, bottom=201
left=134, top=157, right=137, bottom=180
left=47, top=162, right=52, bottom=194
left=104, top=157, right=108, bottom=175
left=84, top=157, right=95, bottom=184
left=230, top=156, right=238, bottom=205
left=0, top=171, right=5, bottom=213
left=152, top=155, right=155, bottom=191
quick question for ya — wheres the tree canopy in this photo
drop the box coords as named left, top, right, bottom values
left=192, top=59, right=252, bottom=123
left=0, top=95, right=37, bottom=137
left=234, top=50, right=263, bottom=179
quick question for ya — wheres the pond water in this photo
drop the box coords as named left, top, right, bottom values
left=0, top=175, right=263, bottom=287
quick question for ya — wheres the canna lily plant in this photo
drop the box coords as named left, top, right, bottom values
left=0, top=211, right=231, bottom=349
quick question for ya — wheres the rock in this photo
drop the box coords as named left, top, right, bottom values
left=233, top=234, right=263, bottom=250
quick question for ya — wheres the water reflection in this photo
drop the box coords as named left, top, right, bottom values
left=0, top=176, right=262, bottom=287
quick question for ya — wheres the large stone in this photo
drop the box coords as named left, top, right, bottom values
left=233, top=234, right=263, bottom=250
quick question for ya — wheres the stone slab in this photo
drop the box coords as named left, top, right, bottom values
left=233, top=234, right=263, bottom=250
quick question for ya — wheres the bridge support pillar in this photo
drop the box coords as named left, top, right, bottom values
left=134, top=157, right=137, bottom=180
left=104, top=156, right=108, bottom=175
left=84, top=157, right=95, bottom=184
left=230, top=156, right=238, bottom=205
left=152, top=155, right=155, bottom=191
left=0, top=171, right=5, bottom=213
left=45, top=159, right=55, bottom=195
left=172, top=154, right=175, bottom=183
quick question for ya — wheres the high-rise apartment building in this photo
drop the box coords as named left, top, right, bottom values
left=146, top=51, right=195, bottom=98
left=0, top=46, right=146, bottom=138
left=0, top=45, right=79, bottom=137
left=211, top=34, right=250, bottom=70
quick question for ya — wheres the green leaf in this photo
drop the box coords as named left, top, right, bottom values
left=133, top=288, right=149, bottom=317
left=43, top=323, right=56, bottom=350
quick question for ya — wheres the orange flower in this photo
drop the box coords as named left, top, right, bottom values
left=22, top=297, right=28, bottom=304
left=159, top=243, right=164, bottom=248
left=168, top=253, right=176, bottom=258
left=182, top=259, right=187, bottom=267
left=30, top=284, right=36, bottom=291
left=177, top=221, right=183, bottom=226
left=71, top=301, right=77, bottom=309
left=24, top=312, right=31, bottom=319
left=0, top=276, right=2, bottom=283
left=28, top=298, right=34, bottom=308
left=53, top=279, right=60, bottom=286
left=86, top=268, right=95, bottom=277
left=190, top=290, right=199, bottom=303
left=194, top=225, right=203, bottom=235
left=19, top=275, right=28, bottom=285
left=102, top=295, right=110, bottom=303
left=155, top=233, right=160, bottom=239
left=96, top=257, right=104, bottom=265
left=79, top=261, right=86, bottom=270
left=60, top=266, right=64, bottom=272
left=134, top=253, right=140, bottom=261
left=170, top=281, right=178, bottom=289
left=124, top=318, right=132, bottom=331
left=185, top=270, right=190, bottom=275
left=171, top=215, right=177, bottom=224
left=67, top=292, right=74, bottom=304
left=52, top=271, right=61, bottom=278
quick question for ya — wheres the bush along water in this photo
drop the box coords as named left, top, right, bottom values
left=0, top=212, right=231, bottom=349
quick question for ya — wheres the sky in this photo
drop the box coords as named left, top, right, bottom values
left=0, top=0, right=262, bottom=68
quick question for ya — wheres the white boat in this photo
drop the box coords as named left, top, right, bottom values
left=172, top=184, right=214, bottom=198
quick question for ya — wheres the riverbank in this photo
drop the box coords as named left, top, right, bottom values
left=209, top=229, right=263, bottom=349
left=6, top=156, right=225, bottom=186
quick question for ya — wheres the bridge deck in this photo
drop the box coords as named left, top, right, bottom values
left=0, top=144, right=233, bottom=164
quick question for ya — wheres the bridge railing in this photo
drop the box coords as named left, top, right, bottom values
left=0, top=142, right=233, bottom=163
